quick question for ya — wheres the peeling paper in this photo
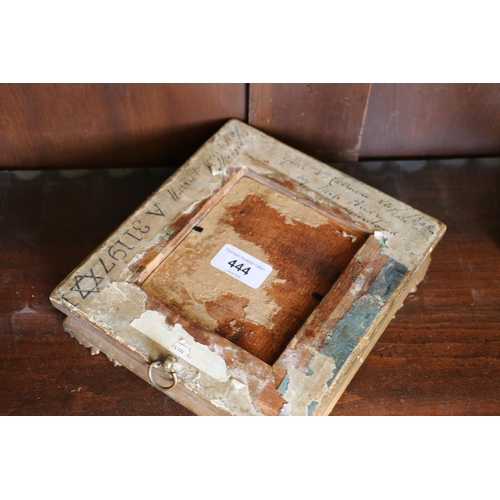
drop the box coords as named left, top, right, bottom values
left=280, top=350, right=336, bottom=416
left=131, top=310, right=230, bottom=382
left=180, top=368, right=259, bottom=416
left=88, top=282, right=146, bottom=332
left=374, top=231, right=389, bottom=248
left=341, top=230, right=357, bottom=243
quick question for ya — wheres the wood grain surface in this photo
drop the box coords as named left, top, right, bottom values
left=0, top=84, right=246, bottom=169
left=1, top=158, right=499, bottom=415
left=249, top=83, right=372, bottom=162
left=142, top=176, right=365, bottom=364
left=359, top=83, right=500, bottom=159
left=4, top=83, right=500, bottom=168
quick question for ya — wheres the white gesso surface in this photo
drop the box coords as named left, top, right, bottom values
left=210, top=243, right=272, bottom=289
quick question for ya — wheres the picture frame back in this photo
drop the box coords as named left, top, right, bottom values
left=51, top=120, right=446, bottom=416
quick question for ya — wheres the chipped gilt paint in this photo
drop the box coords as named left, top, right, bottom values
left=51, top=120, right=446, bottom=416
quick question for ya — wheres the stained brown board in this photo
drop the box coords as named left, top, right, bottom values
left=359, top=83, right=500, bottom=159
left=0, top=83, right=246, bottom=168
left=141, top=176, right=365, bottom=364
left=248, top=83, right=372, bottom=162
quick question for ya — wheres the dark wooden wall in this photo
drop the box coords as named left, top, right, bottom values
left=248, top=83, right=372, bottom=162
left=2, top=83, right=500, bottom=168
left=0, top=84, right=247, bottom=168
left=360, top=84, right=500, bottom=159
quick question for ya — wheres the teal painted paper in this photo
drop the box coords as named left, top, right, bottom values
left=320, top=257, right=407, bottom=386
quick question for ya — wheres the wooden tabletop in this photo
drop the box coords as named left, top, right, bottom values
left=1, top=158, right=499, bottom=416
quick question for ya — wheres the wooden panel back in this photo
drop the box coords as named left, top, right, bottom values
left=141, top=176, right=366, bottom=364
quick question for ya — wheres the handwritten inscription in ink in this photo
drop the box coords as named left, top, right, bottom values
left=279, top=155, right=437, bottom=238
left=201, top=123, right=249, bottom=170
left=167, top=166, right=202, bottom=202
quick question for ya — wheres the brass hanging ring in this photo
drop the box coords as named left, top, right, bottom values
left=148, top=356, right=178, bottom=392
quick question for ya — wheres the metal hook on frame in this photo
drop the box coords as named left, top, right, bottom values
left=148, top=355, right=178, bottom=392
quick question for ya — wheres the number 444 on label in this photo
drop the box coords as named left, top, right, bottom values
left=210, top=244, right=273, bottom=289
